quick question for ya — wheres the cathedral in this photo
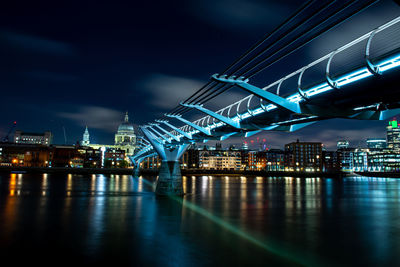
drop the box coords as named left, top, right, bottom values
left=81, top=111, right=137, bottom=157
left=114, top=112, right=136, bottom=156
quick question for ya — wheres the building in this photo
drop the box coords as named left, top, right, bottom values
left=337, top=140, right=349, bottom=149
left=337, top=148, right=355, bottom=172
left=199, top=150, right=242, bottom=170
left=181, top=145, right=200, bottom=169
left=323, top=151, right=340, bottom=172
left=247, top=149, right=284, bottom=171
left=387, top=120, right=400, bottom=151
left=114, top=112, right=136, bottom=156
left=284, top=140, right=323, bottom=172
left=14, top=131, right=52, bottom=146
left=81, top=126, right=90, bottom=146
left=367, top=138, right=386, bottom=149
left=104, top=148, right=126, bottom=168
left=367, top=151, right=400, bottom=172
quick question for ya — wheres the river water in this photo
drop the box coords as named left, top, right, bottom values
left=0, top=173, right=399, bottom=266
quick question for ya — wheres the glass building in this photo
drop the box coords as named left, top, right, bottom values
left=387, top=120, right=400, bottom=151
left=366, top=138, right=386, bottom=149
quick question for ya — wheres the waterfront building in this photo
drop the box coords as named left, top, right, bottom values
left=81, top=126, right=90, bottom=146
left=248, top=151, right=261, bottom=170
left=14, top=131, right=52, bottom=146
left=337, top=140, right=349, bottom=149
left=352, top=148, right=369, bottom=172
left=114, top=112, right=136, bottom=156
left=284, top=140, right=323, bottom=171
left=247, top=149, right=285, bottom=171
left=199, top=150, right=242, bottom=170
left=323, top=151, right=340, bottom=172
left=387, top=120, right=400, bottom=151
left=337, top=148, right=355, bottom=172
left=367, top=138, right=386, bottom=149
left=140, top=156, right=161, bottom=169
left=367, top=151, right=400, bottom=172
left=104, top=148, right=126, bottom=168
left=181, top=145, right=200, bottom=169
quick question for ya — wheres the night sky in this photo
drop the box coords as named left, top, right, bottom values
left=1, top=0, right=399, bottom=150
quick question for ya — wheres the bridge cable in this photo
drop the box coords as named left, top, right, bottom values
left=167, top=0, right=316, bottom=115
left=196, top=0, right=378, bottom=107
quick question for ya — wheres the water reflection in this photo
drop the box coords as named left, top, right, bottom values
left=1, top=173, right=400, bottom=266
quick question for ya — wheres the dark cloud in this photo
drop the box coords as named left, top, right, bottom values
left=188, top=0, right=297, bottom=34
left=58, top=106, right=124, bottom=133
left=0, top=31, right=76, bottom=56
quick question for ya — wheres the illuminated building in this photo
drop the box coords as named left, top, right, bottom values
left=247, top=150, right=284, bottom=171
left=81, top=126, right=90, bottom=146
left=366, top=138, right=386, bottom=149
left=199, top=150, right=242, bottom=170
left=14, top=131, right=52, bottom=146
left=114, top=112, right=136, bottom=156
left=386, top=120, right=400, bottom=151
left=337, top=140, right=349, bottom=149
left=284, top=140, right=323, bottom=172
left=181, top=145, right=199, bottom=169
left=241, top=142, right=249, bottom=150
left=323, top=151, right=340, bottom=172
left=337, top=148, right=354, bottom=172
left=104, top=148, right=126, bottom=168
left=352, top=148, right=369, bottom=172
left=367, top=151, right=400, bottom=172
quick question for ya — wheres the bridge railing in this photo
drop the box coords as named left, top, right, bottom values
left=173, top=15, right=400, bottom=137
left=135, top=16, right=400, bottom=157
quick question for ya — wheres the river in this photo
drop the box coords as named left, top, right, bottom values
left=0, top=173, right=399, bottom=266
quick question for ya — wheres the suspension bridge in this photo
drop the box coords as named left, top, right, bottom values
left=130, top=0, right=400, bottom=195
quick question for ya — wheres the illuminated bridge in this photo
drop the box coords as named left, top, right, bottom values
left=130, top=1, right=400, bottom=195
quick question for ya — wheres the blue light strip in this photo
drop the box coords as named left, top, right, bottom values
left=141, top=51, right=400, bottom=152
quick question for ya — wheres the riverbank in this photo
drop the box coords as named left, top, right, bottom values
left=0, top=166, right=345, bottom=177
left=1, top=166, right=398, bottom=178
left=0, top=166, right=134, bottom=174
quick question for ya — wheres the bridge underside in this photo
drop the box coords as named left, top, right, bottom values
left=130, top=16, right=400, bottom=196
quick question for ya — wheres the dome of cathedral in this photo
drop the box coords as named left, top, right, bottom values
left=117, top=112, right=135, bottom=133
left=118, top=122, right=134, bottom=132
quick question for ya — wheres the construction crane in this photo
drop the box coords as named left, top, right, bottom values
left=2, top=121, right=17, bottom=143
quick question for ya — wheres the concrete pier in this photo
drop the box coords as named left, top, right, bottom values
left=155, top=161, right=183, bottom=196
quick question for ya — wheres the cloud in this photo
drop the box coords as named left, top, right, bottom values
left=188, top=0, right=294, bottom=33
left=140, top=73, right=250, bottom=119
left=140, top=73, right=206, bottom=110
left=0, top=31, right=76, bottom=56
left=58, top=106, right=125, bottom=133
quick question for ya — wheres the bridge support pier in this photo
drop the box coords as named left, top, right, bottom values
left=140, top=126, right=189, bottom=196
left=156, top=160, right=183, bottom=195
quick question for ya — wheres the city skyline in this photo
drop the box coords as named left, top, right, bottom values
left=1, top=1, right=400, bottom=148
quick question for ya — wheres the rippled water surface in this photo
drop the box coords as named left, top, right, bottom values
left=1, top=173, right=400, bottom=266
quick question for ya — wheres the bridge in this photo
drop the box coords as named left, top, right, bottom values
left=130, top=1, right=400, bottom=195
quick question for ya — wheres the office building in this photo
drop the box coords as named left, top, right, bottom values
left=14, top=131, right=52, bottom=146
left=284, top=140, right=323, bottom=171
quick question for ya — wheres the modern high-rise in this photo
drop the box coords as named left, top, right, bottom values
left=386, top=120, right=400, bottom=151
left=366, top=138, right=386, bottom=149
left=337, top=140, right=349, bottom=149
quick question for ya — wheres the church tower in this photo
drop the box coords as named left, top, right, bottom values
left=81, top=126, right=90, bottom=146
